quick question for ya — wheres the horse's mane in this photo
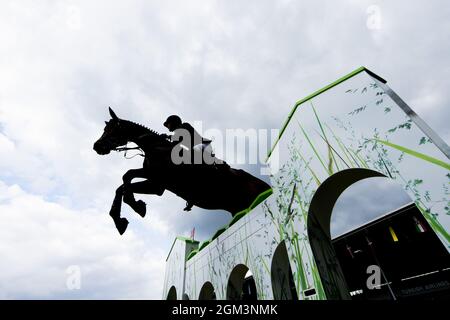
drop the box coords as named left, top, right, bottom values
left=121, top=119, right=161, bottom=137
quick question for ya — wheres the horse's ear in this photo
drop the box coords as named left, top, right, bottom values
left=109, top=107, right=118, bottom=120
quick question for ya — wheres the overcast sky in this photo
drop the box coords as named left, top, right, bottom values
left=0, top=0, right=449, bottom=299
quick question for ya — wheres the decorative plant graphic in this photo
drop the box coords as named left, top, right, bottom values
left=262, top=77, right=449, bottom=299
left=165, top=69, right=449, bottom=302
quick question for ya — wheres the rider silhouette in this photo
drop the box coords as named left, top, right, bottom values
left=163, top=115, right=212, bottom=158
left=163, top=115, right=213, bottom=211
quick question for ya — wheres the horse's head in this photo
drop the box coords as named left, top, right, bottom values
left=93, top=108, right=128, bottom=155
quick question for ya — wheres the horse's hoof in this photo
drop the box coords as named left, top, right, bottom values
left=135, top=200, right=147, bottom=218
left=115, top=217, right=129, bottom=235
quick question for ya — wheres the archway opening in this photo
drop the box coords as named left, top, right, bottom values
left=226, top=264, right=258, bottom=300
left=308, top=168, right=450, bottom=300
left=182, top=293, right=190, bottom=300
left=199, top=281, right=216, bottom=300
left=271, top=241, right=298, bottom=300
left=166, top=286, right=177, bottom=300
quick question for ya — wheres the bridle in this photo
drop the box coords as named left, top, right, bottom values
left=100, top=122, right=145, bottom=159
left=115, top=145, right=145, bottom=159
left=113, top=132, right=161, bottom=159
left=102, top=122, right=165, bottom=159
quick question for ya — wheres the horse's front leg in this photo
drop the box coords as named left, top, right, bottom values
left=121, top=168, right=148, bottom=217
left=109, top=184, right=129, bottom=235
left=122, top=168, right=148, bottom=185
left=123, top=180, right=165, bottom=218
left=122, top=168, right=153, bottom=217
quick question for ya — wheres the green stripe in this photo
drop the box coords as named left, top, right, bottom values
left=186, top=249, right=199, bottom=261
left=166, top=236, right=199, bottom=261
left=312, top=104, right=339, bottom=173
left=417, top=204, right=450, bottom=244
left=185, top=188, right=273, bottom=260
left=294, top=149, right=321, bottom=186
left=198, top=240, right=211, bottom=251
left=375, top=139, right=450, bottom=170
left=267, top=67, right=384, bottom=161
left=325, top=123, right=357, bottom=167
left=297, top=121, right=328, bottom=174
left=176, top=236, right=199, bottom=243
left=249, top=188, right=273, bottom=210
left=211, top=226, right=227, bottom=241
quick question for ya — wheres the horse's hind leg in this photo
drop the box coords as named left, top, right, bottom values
left=109, top=184, right=129, bottom=235
left=123, top=180, right=165, bottom=218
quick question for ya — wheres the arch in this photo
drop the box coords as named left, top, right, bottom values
left=307, top=168, right=386, bottom=300
left=198, top=281, right=216, bottom=300
left=330, top=176, right=412, bottom=238
left=182, top=293, right=190, bottom=300
left=166, top=286, right=177, bottom=300
left=226, top=264, right=258, bottom=300
left=271, top=241, right=298, bottom=300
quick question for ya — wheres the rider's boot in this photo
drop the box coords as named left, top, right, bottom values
left=183, top=201, right=194, bottom=212
left=134, top=200, right=147, bottom=218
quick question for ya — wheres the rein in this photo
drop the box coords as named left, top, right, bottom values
left=110, top=124, right=167, bottom=159
left=114, top=145, right=145, bottom=159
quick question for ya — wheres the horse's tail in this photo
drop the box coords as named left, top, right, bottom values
left=229, top=168, right=271, bottom=200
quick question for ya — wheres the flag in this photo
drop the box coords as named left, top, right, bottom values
left=346, top=244, right=354, bottom=259
left=413, top=216, right=426, bottom=233
left=389, top=226, right=398, bottom=242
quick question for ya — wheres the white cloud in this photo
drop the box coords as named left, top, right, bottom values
left=0, top=181, right=166, bottom=299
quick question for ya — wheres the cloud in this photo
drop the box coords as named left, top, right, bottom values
left=0, top=181, right=166, bottom=299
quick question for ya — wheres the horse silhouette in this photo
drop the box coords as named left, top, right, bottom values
left=93, top=108, right=271, bottom=235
